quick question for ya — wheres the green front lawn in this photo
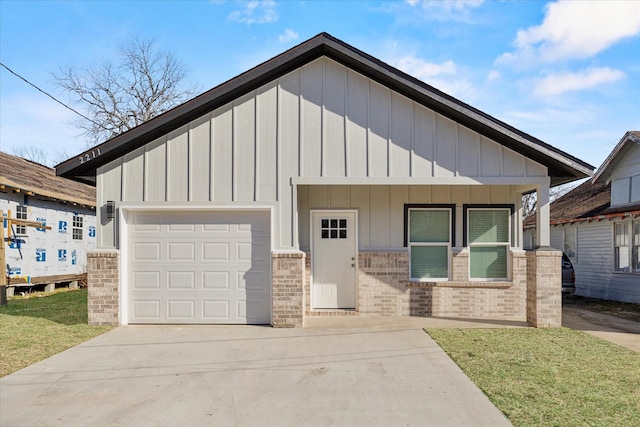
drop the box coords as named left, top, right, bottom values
left=0, top=289, right=112, bottom=377
left=427, top=328, right=640, bottom=427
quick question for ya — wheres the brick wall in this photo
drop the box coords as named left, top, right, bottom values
left=272, top=252, right=305, bottom=327
left=431, top=249, right=527, bottom=318
left=526, top=248, right=562, bottom=327
left=304, top=250, right=528, bottom=320
left=358, top=252, right=411, bottom=316
left=87, top=251, right=119, bottom=326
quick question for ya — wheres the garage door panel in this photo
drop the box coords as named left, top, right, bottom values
left=202, top=223, right=230, bottom=232
left=168, top=222, right=196, bottom=232
left=132, top=271, right=161, bottom=290
left=167, top=271, right=196, bottom=290
left=241, top=270, right=269, bottom=291
left=203, top=271, right=230, bottom=289
left=128, top=211, right=270, bottom=324
left=132, top=299, right=161, bottom=319
left=202, top=300, right=230, bottom=320
left=133, top=242, right=161, bottom=261
left=203, top=242, right=230, bottom=260
left=168, top=242, right=196, bottom=261
left=167, top=300, right=195, bottom=319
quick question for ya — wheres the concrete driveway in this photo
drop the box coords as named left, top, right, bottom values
left=562, top=306, right=640, bottom=352
left=1, top=323, right=511, bottom=427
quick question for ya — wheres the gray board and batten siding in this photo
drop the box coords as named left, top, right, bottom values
left=97, top=57, right=551, bottom=252
left=56, top=33, right=596, bottom=326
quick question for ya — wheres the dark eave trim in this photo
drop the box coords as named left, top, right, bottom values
left=56, top=33, right=594, bottom=185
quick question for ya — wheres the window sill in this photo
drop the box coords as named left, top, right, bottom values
left=408, top=281, right=513, bottom=289
left=612, top=271, right=640, bottom=275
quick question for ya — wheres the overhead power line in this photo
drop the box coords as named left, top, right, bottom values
left=0, top=62, right=106, bottom=131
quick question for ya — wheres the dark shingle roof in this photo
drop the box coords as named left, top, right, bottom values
left=525, top=131, right=640, bottom=228
left=0, top=151, right=95, bottom=207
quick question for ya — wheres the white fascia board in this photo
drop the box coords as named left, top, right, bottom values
left=291, top=176, right=551, bottom=186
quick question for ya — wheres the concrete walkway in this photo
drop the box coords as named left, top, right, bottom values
left=0, top=323, right=511, bottom=427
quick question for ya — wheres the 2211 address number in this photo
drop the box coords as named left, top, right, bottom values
left=78, top=148, right=101, bottom=164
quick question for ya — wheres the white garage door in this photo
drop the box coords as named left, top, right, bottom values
left=127, top=211, right=271, bottom=324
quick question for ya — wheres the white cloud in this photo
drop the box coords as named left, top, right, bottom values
left=498, top=0, right=640, bottom=66
left=533, top=67, right=625, bottom=97
left=401, top=0, right=484, bottom=22
left=394, top=56, right=457, bottom=79
left=389, top=54, right=475, bottom=99
left=405, top=0, right=484, bottom=11
left=228, top=0, right=278, bottom=25
left=486, top=70, right=501, bottom=81
left=278, top=28, right=298, bottom=43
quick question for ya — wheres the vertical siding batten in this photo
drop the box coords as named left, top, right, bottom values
left=345, top=69, right=369, bottom=177
left=167, top=126, right=189, bottom=202
left=212, top=104, right=233, bottom=202
left=188, top=115, right=212, bottom=202
left=323, top=59, right=347, bottom=177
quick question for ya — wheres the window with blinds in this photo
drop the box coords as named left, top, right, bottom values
left=614, top=220, right=640, bottom=273
left=611, top=177, right=631, bottom=206
left=408, top=208, right=451, bottom=280
left=564, top=226, right=577, bottom=260
left=466, top=207, right=511, bottom=280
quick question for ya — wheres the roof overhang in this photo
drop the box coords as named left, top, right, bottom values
left=56, top=33, right=594, bottom=186
left=591, top=131, right=640, bottom=184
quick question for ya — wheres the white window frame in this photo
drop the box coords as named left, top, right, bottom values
left=564, top=226, right=577, bottom=262
left=72, top=214, right=83, bottom=240
left=406, top=206, right=453, bottom=282
left=14, top=205, right=27, bottom=235
left=465, top=206, right=513, bottom=281
left=614, top=219, right=640, bottom=274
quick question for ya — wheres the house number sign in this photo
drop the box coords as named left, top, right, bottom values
left=78, top=148, right=102, bottom=164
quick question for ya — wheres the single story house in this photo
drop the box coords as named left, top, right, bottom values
left=1, top=151, right=96, bottom=293
left=525, top=131, right=640, bottom=303
left=56, top=33, right=593, bottom=327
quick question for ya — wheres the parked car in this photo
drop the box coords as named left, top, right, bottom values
left=562, top=253, right=576, bottom=294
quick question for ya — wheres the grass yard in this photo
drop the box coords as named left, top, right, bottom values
left=427, top=328, right=640, bottom=427
left=0, top=289, right=112, bottom=377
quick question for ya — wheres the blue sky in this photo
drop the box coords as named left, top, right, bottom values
left=1, top=0, right=639, bottom=171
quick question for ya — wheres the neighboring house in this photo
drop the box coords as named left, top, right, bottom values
left=56, top=33, right=593, bottom=327
left=1, top=152, right=97, bottom=292
left=525, top=131, right=640, bottom=303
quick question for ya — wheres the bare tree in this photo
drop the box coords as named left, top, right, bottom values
left=10, top=146, right=70, bottom=167
left=12, top=145, right=49, bottom=165
left=522, top=183, right=577, bottom=219
left=54, top=37, right=199, bottom=147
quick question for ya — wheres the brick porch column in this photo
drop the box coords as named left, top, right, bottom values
left=526, top=248, right=562, bottom=327
left=87, top=251, right=119, bottom=326
left=272, top=251, right=305, bottom=328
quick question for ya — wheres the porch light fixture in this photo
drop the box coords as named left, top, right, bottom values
left=106, top=200, right=116, bottom=220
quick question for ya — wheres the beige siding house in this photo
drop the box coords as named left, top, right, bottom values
left=57, top=33, right=593, bottom=327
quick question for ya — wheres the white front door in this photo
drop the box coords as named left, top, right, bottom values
left=311, top=211, right=357, bottom=309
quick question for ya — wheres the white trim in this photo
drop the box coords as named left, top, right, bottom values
left=292, top=176, right=551, bottom=186
left=466, top=207, right=512, bottom=281
left=407, top=207, right=452, bottom=281
left=310, top=209, right=358, bottom=310
left=118, top=204, right=274, bottom=326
